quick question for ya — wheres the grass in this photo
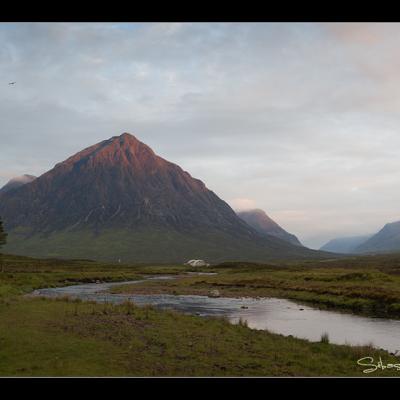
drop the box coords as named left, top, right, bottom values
left=1, top=252, right=400, bottom=376
left=0, top=296, right=397, bottom=377
left=320, top=333, right=330, bottom=344
left=0, top=253, right=185, bottom=301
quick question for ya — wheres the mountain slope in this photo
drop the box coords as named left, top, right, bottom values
left=319, top=235, right=372, bottom=254
left=0, top=133, right=323, bottom=263
left=0, top=174, right=36, bottom=195
left=355, top=221, right=400, bottom=254
left=237, top=209, right=302, bottom=246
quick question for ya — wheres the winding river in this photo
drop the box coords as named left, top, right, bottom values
left=32, top=275, right=400, bottom=354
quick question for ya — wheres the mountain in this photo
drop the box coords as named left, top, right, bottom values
left=319, top=235, right=372, bottom=254
left=236, top=209, right=302, bottom=246
left=0, top=132, right=324, bottom=263
left=0, top=174, right=36, bottom=194
left=355, top=221, right=400, bottom=254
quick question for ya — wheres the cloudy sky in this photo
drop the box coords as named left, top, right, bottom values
left=1, top=22, right=400, bottom=248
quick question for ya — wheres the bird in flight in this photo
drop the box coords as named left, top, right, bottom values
left=8, top=82, right=16, bottom=85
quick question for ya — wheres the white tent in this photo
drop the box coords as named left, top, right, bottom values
left=184, top=259, right=210, bottom=267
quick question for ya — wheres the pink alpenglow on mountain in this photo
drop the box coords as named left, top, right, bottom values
left=0, top=133, right=320, bottom=263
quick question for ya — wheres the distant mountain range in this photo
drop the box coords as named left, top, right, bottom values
left=236, top=209, right=302, bottom=246
left=0, top=133, right=324, bottom=263
left=320, top=221, right=400, bottom=255
left=320, top=235, right=372, bottom=254
left=355, top=221, right=400, bottom=254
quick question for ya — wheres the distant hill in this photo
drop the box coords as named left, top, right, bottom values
left=0, top=133, right=324, bottom=263
left=236, top=208, right=302, bottom=246
left=0, top=174, right=36, bottom=195
left=320, top=235, right=372, bottom=254
left=355, top=221, right=400, bottom=254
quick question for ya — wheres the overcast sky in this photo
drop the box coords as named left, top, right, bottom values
left=1, top=22, right=400, bottom=248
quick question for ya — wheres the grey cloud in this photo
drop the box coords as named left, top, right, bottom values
left=2, top=22, right=400, bottom=248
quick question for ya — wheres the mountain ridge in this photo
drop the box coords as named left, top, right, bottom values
left=319, top=234, right=372, bottom=254
left=355, top=221, right=400, bottom=254
left=0, top=174, right=36, bottom=195
left=236, top=208, right=302, bottom=246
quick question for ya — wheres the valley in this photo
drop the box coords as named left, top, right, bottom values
left=1, top=253, right=400, bottom=376
left=3, top=21, right=400, bottom=380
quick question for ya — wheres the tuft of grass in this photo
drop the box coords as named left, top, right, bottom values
left=320, top=332, right=330, bottom=344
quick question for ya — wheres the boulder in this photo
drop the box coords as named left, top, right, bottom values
left=209, top=289, right=220, bottom=298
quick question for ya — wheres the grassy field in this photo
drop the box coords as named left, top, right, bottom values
left=1, top=253, right=400, bottom=376
left=0, top=253, right=185, bottom=300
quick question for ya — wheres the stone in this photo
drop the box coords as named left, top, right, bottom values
left=209, top=289, right=220, bottom=298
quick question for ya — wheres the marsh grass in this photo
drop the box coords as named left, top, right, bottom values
left=0, top=295, right=398, bottom=376
left=1, top=253, right=400, bottom=376
left=320, top=332, right=329, bottom=344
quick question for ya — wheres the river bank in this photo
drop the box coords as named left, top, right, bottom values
left=33, top=276, right=400, bottom=354
left=1, top=253, right=400, bottom=376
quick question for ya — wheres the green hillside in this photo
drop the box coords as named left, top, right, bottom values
left=5, top=226, right=324, bottom=263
